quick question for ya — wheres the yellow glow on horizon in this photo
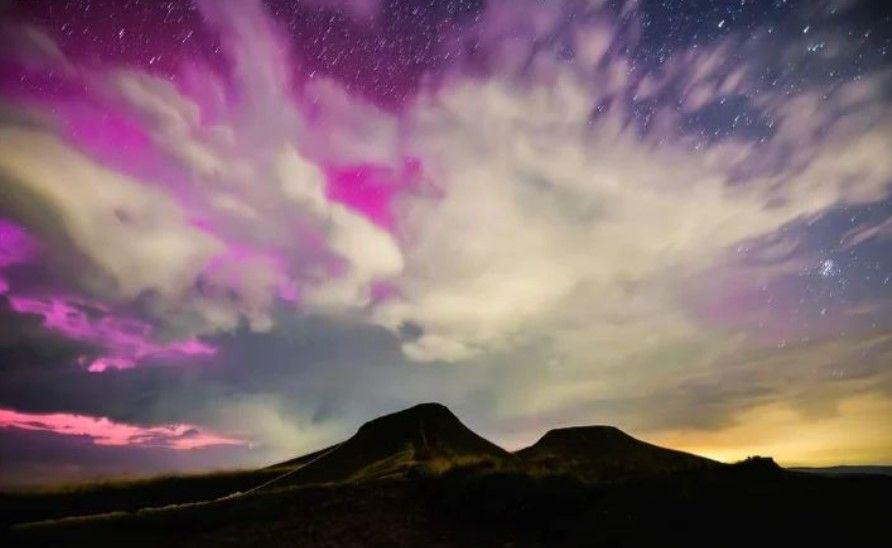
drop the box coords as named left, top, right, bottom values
left=647, top=392, right=892, bottom=467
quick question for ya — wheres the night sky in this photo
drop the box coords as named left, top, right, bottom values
left=0, top=0, right=890, bottom=486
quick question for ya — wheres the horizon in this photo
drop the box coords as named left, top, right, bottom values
left=1, top=0, right=891, bottom=488
left=1, top=400, right=890, bottom=489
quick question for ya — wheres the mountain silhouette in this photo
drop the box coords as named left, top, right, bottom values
left=7, top=403, right=890, bottom=548
left=516, top=425, right=718, bottom=480
left=269, top=405, right=717, bottom=489
left=274, top=403, right=514, bottom=486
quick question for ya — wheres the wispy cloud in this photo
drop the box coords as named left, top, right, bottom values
left=0, top=0, right=889, bottom=474
left=0, top=407, right=245, bottom=450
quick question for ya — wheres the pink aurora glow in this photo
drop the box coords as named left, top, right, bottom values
left=1, top=218, right=216, bottom=371
left=0, top=408, right=244, bottom=450
left=0, top=217, right=38, bottom=269
left=0, top=218, right=38, bottom=297
left=326, top=163, right=414, bottom=230
left=0, top=0, right=421, bottom=372
left=8, top=296, right=217, bottom=372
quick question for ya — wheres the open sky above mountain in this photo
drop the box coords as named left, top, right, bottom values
left=0, top=0, right=890, bottom=485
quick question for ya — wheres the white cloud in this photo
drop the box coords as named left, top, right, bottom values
left=0, top=126, right=223, bottom=302
left=299, top=78, right=402, bottom=166
left=274, top=147, right=404, bottom=312
left=840, top=217, right=892, bottom=249
left=372, top=39, right=891, bottom=363
left=111, top=71, right=226, bottom=179
left=0, top=0, right=407, bottom=340
left=213, top=394, right=349, bottom=458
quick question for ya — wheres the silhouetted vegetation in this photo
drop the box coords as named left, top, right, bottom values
left=2, top=404, right=889, bottom=546
left=0, top=469, right=279, bottom=527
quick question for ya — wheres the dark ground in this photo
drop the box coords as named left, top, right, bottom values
left=2, top=406, right=889, bottom=546
left=2, top=460, right=889, bottom=547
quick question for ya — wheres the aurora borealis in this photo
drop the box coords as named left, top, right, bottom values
left=0, top=0, right=890, bottom=485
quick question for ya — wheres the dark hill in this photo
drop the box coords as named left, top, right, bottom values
left=267, top=444, right=338, bottom=470
left=273, top=403, right=514, bottom=487
left=516, top=425, right=718, bottom=480
left=6, top=404, right=891, bottom=547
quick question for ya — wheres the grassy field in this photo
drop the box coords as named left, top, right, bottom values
left=3, top=461, right=890, bottom=547
left=0, top=468, right=282, bottom=527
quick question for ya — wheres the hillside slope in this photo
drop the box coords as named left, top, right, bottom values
left=517, top=425, right=718, bottom=480
left=8, top=461, right=890, bottom=548
left=272, top=403, right=514, bottom=487
left=4, top=404, right=890, bottom=547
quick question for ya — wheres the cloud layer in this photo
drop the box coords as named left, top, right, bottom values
left=0, top=0, right=890, bottom=480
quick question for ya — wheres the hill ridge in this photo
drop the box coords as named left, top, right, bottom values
left=274, top=402, right=513, bottom=487
left=265, top=403, right=726, bottom=490
left=516, top=423, right=718, bottom=480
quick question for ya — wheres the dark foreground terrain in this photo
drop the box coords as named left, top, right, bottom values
left=2, top=403, right=889, bottom=547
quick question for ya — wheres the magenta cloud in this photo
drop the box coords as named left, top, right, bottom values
left=8, top=295, right=217, bottom=372
left=0, top=0, right=418, bottom=373
left=0, top=407, right=244, bottom=450
left=0, top=0, right=889, bottom=480
left=0, top=0, right=889, bottom=373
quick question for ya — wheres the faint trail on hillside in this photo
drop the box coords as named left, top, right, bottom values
left=13, top=442, right=348, bottom=530
left=232, top=442, right=345, bottom=498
